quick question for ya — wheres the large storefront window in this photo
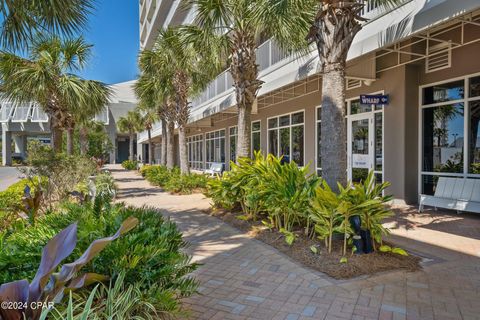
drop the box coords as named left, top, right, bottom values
left=251, top=120, right=261, bottom=156
left=229, top=126, right=237, bottom=164
left=316, top=107, right=321, bottom=175
left=205, top=129, right=225, bottom=168
left=187, top=134, right=204, bottom=170
left=421, top=75, right=480, bottom=194
left=268, top=111, right=304, bottom=166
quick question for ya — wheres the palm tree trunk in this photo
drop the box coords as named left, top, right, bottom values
left=49, top=116, right=63, bottom=153
left=66, top=127, right=74, bottom=155
left=231, top=30, right=263, bottom=161
left=148, top=128, right=154, bottom=164
left=129, top=132, right=135, bottom=161
left=178, top=126, right=189, bottom=174
left=166, top=120, right=175, bottom=168
left=161, top=118, right=167, bottom=166
left=79, top=126, right=88, bottom=155
left=321, top=68, right=347, bottom=189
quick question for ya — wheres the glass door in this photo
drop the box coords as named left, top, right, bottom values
left=348, top=114, right=374, bottom=183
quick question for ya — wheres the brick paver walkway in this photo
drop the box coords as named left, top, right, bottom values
left=109, top=165, right=480, bottom=320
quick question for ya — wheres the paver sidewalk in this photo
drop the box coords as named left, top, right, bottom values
left=110, top=165, right=480, bottom=320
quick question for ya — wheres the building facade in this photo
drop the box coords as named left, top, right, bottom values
left=1, top=80, right=138, bottom=165
left=137, top=0, right=480, bottom=204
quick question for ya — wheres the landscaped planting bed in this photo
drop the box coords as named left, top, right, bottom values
left=203, top=152, right=422, bottom=279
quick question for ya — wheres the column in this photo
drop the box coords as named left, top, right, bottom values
left=137, top=140, right=145, bottom=163
left=2, top=130, right=12, bottom=166
left=13, top=134, right=27, bottom=159
left=109, top=131, right=116, bottom=164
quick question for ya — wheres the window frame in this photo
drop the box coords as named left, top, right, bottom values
left=205, top=128, right=226, bottom=168
left=187, top=133, right=204, bottom=170
left=266, top=110, right=305, bottom=166
left=251, top=120, right=261, bottom=157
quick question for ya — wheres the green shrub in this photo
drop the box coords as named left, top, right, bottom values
left=0, top=202, right=198, bottom=317
left=122, top=160, right=138, bottom=170
left=141, top=165, right=206, bottom=194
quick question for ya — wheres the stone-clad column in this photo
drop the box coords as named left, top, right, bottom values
left=2, top=130, right=12, bottom=166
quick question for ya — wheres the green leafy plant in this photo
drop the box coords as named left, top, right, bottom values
left=0, top=217, right=138, bottom=320
left=121, top=160, right=138, bottom=170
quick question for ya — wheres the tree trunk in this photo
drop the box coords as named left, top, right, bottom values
left=231, top=30, right=263, bottom=161
left=66, top=127, right=74, bottom=155
left=129, top=132, right=135, bottom=161
left=321, top=68, right=347, bottom=190
left=166, top=120, right=175, bottom=169
left=161, top=118, right=167, bottom=166
left=148, top=128, right=154, bottom=164
left=79, top=126, right=88, bottom=155
left=178, top=126, right=189, bottom=174
left=49, top=115, right=63, bottom=153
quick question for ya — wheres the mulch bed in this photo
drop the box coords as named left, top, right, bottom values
left=203, top=208, right=422, bottom=280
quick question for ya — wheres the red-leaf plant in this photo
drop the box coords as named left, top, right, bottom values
left=0, top=216, right=139, bottom=320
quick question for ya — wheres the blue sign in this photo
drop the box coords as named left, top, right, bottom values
left=360, top=94, right=389, bottom=105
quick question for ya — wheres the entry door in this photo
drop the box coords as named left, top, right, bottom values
left=348, top=114, right=374, bottom=183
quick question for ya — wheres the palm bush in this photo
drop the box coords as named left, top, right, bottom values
left=121, top=160, right=138, bottom=170
left=141, top=165, right=206, bottom=194
left=0, top=202, right=199, bottom=318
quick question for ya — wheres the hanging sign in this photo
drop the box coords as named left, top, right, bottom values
left=360, top=94, right=389, bottom=105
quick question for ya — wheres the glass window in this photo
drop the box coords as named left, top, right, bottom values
left=422, top=80, right=464, bottom=105
left=469, top=100, right=480, bottom=173
left=422, top=103, right=464, bottom=173
left=230, top=126, right=237, bottom=163
left=292, top=125, right=304, bottom=166
left=470, top=76, right=480, bottom=98
left=268, top=130, right=278, bottom=156
left=187, top=134, right=204, bottom=169
left=252, top=121, right=261, bottom=132
left=375, top=113, right=383, bottom=171
left=280, top=127, right=290, bottom=162
left=350, top=99, right=372, bottom=114
left=292, top=112, right=304, bottom=124
left=279, top=115, right=290, bottom=127
left=268, top=118, right=278, bottom=128
left=205, top=129, right=225, bottom=167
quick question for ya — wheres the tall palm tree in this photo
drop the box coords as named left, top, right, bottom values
left=136, top=105, right=158, bottom=164
left=183, top=0, right=312, bottom=161
left=134, top=62, right=172, bottom=167
left=0, top=0, right=94, bottom=50
left=66, top=79, right=111, bottom=155
left=137, top=28, right=216, bottom=173
left=117, top=110, right=143, bottom=161
left=0, top=34, right=105, bottom=153
left=303, top=0, right=402, bottom=188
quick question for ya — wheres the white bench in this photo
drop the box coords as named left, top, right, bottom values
left=204, top=163, right=224, bottom=177
left=419, top=177, right=480, bottom=213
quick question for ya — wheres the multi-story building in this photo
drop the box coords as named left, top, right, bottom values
left=137, top=0, right=480, bottom=204
left=1, top=80, right=138, bottom=165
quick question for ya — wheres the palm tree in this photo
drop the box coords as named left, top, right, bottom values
left=135, top=61, right=172, bottom=168
left=136, top=105, right=158, bottom=164
left=301, top=0, right=401, bottom=188
left=0, top=34, right=106, bottom=153
left=183, top=0, right=312, bottom=162
left=66, top=80, right=111, bottom=155
left=117, top=110, right=143, bottom=161
left=137, top=28, right=216, bottom=173
left=0, top=0, right=94, bottom=49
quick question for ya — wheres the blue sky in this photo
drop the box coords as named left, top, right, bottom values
left=78, top=0, right=139, bottom=84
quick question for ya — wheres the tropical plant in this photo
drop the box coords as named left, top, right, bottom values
left=0, top=217, right=138, bottom=320
left=183, top=0, right=313, bottom=161
left=310, top=180, right=342, bottom=253
left=117, top=110, right=143, bottom=161
left=0, top=0, right=94, bottom=50
left=0, top=203, right=199, bottom=318
left=0, top=34, right=110, bottom=153
left=137, top=27, right=217, bottom=173
left=141, top=165, right=207, bottom=194
left=121, top=160, right=138, bottom=171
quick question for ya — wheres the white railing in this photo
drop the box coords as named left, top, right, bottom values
left=11, top=103, right=32, bottom=122
left=31, top=105, right=48, bottom=122
left=191, top=69, right=233, bottom=107
left=0, top=102, right=14, bottom=122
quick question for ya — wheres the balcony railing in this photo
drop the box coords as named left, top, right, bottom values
left=189, top=0, right=410, bottom=110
